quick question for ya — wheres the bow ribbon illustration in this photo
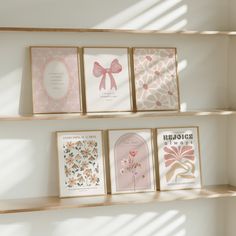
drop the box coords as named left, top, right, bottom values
left=93, top=59, right=122, bottom=90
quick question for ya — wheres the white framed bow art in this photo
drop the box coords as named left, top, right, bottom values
left=82, top=47, right=133, bottom=113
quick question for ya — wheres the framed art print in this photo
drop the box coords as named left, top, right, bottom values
left=156, top=127, right=202, bottom=191
left=83, top=47, right=132, bottom=113
left=133, top=47, right=180, bottom=111
left=108, top=129, right=155, bottom=194
left=31, top=46, right=82, bottom=114
left=57, top=130, right=106, bottom=197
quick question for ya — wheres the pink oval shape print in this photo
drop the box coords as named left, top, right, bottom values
left=114, top=133, right=152, bottom=192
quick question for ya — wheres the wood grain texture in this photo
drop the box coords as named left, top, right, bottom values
left=0, top=185, right=235, bottom=214
left=0, top=110, right=234, bottom=121
left=0, top=27, right=236, bottom=36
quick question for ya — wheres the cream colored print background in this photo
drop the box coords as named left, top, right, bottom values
left=134, top=48, right=179, bottom=111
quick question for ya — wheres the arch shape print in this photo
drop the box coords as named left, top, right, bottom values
left=114, top=133, right=152, bottom=192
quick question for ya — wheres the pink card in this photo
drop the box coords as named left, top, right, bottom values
left=31, top=47, right=81, bottom=113
left=133, top=48, right=180, bottom=111
left=109, top=129, right=155, bottom=194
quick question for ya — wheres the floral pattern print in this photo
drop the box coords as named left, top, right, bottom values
left=133, top=48, right=179, bottom=111
left=63, top=139, right=100, bottom=189
left=163, top=145, right=196, bottom=183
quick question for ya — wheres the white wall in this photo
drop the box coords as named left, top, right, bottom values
left=0, top=0, right=234, bottom=236
left=229, top=0, right=236, bottom=30
left=227, top=16, right=236, bottom=234
left=0, top=0, right=229, bottom=30
left=226, top=2, right=236, bottom=235
left=0, top=199, right=226, bottom=236
left=226, top=198, right=236, bottom=236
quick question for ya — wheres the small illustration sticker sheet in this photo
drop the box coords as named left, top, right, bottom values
left=157, top=127, right=202, bottom=190
left=133, top=48, right=179, bottom=111
left=57, top=131, right=106, bottom=197
left=108, top=129, right=155, bottom=194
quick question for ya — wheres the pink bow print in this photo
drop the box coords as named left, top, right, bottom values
left=93, top=59, right=122, bottom=90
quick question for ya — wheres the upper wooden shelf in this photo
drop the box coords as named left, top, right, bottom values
left=0, top=27, right=236, bottom=36
left=0, top=185, right=235, bottom=214
left=0, top=110, right=234, bottom=121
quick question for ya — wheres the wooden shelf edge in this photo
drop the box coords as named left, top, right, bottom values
left=0, top=110, right=234, bottom=121
left=0, top=27, right=236, bottom=36
left=0, top=185, right=235, bottom=214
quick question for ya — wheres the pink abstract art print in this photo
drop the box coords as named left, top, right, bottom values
left=31, top=47, right=81, bottom=113
left=109, top=129, right=155, bottom=194
left=157, top=127, right=202, bottom=190
left=133, top=48, right=180, bottom=111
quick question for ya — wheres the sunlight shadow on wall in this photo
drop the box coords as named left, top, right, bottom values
left=0, top=139, right=34, bottom=199
left=177, top=59, right=188, bottom=111
left=120, top=0, right=184, bottom=29
left=166, top=19, right=187, bottom=31
left=178, top=60, right=188, bottom=73
left=0, top=223, right=30, bottom=236
left=95, top=0, right=188, bottom=30
left=95, top=0, right=162, bottom=29
left=0, top=69, right=21, bottom=115
left=142, top=5, right=187, bottom=30
left=52, top=210, right=186, bottom=236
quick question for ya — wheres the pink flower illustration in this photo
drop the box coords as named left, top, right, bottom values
left=129, top=150, right=138, bottom=157
left=65, top=156, right=74, bottom=166
left=145, top=55, right=153, bottom=61
left=158, top=80, right=178, bottom=108
left=67, top=177, right=77, bottom=187
left=66, top=142, right=75, bottom=150
left=136, top=76, right=159, bottom=101
left=160, top=49, right=175, bottom=58
left=120, top=150, right=141, bottom=191
left=64, top=166, right=72, bottom=177
left=143, top=93, right=169, bottom=110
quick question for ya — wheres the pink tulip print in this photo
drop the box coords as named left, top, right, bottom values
left=163, top=145, right=196, bottom=183
left=113, top=132, right=153, bottom=193
left=120, top=150, right=142, bottom=191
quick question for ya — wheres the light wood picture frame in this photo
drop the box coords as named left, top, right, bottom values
left=156, top=126, right=202, bottom=191
left=108, top=128, right=156, bottom=194
left=30, top=46, right=82, bottom=114
left=82, top=47, right=133, bottom=113
left=132, top=47, right=180, bottom=112
left=57, top=130, right=107, bottom=197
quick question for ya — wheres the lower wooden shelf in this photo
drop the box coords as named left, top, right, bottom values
left=0, top=185, right=235, bottom=214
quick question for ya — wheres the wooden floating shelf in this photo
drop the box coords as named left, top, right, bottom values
left=0, top=27, right=236, bottom=36
left=0, top=110, right=234, bottom=121
left=0, top=185, right=235, bottom=214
